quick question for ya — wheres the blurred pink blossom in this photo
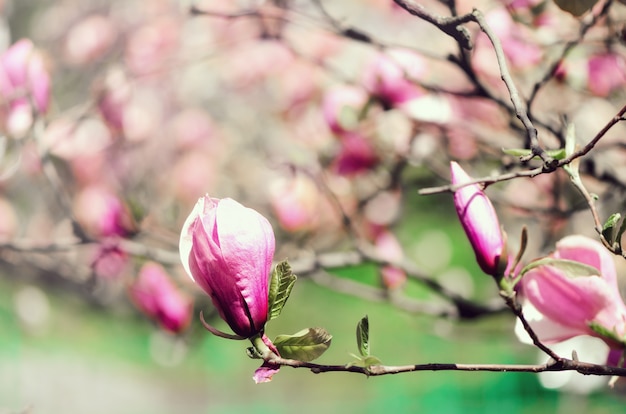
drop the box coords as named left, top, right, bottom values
left=91, top=242, right=129, bottom=279
left=361, top=50, right=425, bottom=109
left=74, top=185, right=135, bottom=238
left=129, top=262, right=193, bottom=333
left=333, top=133, right=380, bottom=176
left=587, top=53, right=626, bottom=97
left=474, top=8, right=542, bottom=76
left=169, top=151, right=216, bottom=206
left=64, top=15, right=117, bottom=66
left=0, top=39, right=50, bottom=137
left=372, top=226, right=406, bottom=290
left=125, top=17, right=180, bottom=77
left=322, top=86, right=368, bottom=135
left=167, top=108, right=216, bottom=151
left=270, top=174, right=320, bottom=232
left=225, top=40, right=294, bottom=88
left=97, top=68, right=132, bottom=132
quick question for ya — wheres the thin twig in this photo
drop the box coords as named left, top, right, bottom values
left=527, top=0, right=614, bottom=112
left=470, top=10, right=551, bottom=165
left=392, top=0, right=474, bottom=49
left=419, top=103, right=626, bottom=195
left=263, top=354, right=626, bottom=377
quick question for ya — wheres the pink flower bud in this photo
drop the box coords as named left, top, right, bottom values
left=179, top=196, right=275, bottom=338
left=129, top=262, right=193, bottom=334
left=520, top=235, right=626, bottom=346
left=0, top=39, right=50, bottom=136
left=450, top=161, right=506, bottom=277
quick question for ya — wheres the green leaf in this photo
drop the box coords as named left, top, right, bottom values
left=617, top=216, right=626, bottom=251
left=362, top=356, right=382, bottom=367
left=502, top=148, right=532, bottom=157
left=519, top=258, right=600, bottom=279
left=502, top=148, right=566, bottom=160
left=602, top=213, right=621, bottom=244
left=553, top=0, right=599, bottom=16
left=356, top=315, right=370, bottom=357
left=588, top=321, right=624, bottom=345
left=347, top=353, right=382, bottom=368
left=268, top=260, right=297, bottom=321
left=274, top=328, right=332, bottom=362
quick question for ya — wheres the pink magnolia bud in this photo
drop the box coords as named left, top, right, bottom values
left=450, top=161, right=506, bottom=277
left=129, top=262, right=193, bottom=334
left=0, top=39, right=50, bottom=136
left=520, top=235, right=626, bottom=347
left=179, top=196, right=275, bottom=338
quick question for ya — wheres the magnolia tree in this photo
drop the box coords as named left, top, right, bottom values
left=3, top=0, right=626, bottom=393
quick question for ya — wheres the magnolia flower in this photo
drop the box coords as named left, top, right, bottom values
left=179, top=196, right=275, bottom=338
left=450, top=161, right=506, bottom=277
left=517, top=235, right=626, bottom=348
left=0, top=39, right=50, bottom=137
left=129, top=262, right=193, bottom=334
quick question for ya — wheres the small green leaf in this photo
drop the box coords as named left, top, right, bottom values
left=547, top=148, right=567, bottom=160
left=553, top=0, right=599, bottom=16
left=274, top=328, right=332, bottom=362
left=502, top=148, right=566, bottom=160
left=519, top=258, right=600, bottom=279
left=356, top=315, right=370, bottom=357
left=347, top=353, right=382, bottom=368
left=588, top=321, right=624, bottom=345
left=617, top=216, right=626, bottom=251
left=502, top=148, right=532, bottom=157
left=563, top=123, right=581, bottom=177
left=362, top=356, right=382, bottom=367
left=268, top=260, right=297, bottom=321
left=602, top=213, right=621, bottom=244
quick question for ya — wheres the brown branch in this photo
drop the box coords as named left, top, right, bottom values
left=470, top=10, right=551, bottom=166
left=419, top=103, right=626, bottom=195
left=263, top=354, right=626, bottom=377
left=290, top=246, right=507, bottom=319
left=392, top=0, right=474, bottom=49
